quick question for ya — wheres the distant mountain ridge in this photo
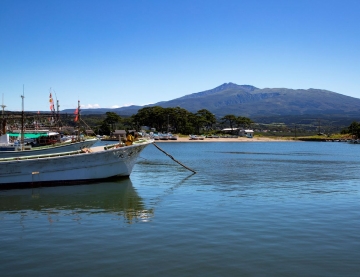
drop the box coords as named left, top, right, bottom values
left=62, top=83, right=360, bottom=119
left=176, top=83, right=258, bottom=100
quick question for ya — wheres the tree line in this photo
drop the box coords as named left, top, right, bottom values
left=80, top=106, right=254, bottom=136
left=341, top=121, right=360, bottom=138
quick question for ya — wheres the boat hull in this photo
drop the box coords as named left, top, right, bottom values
left=0, top=140, right=152, bottom=188
left=0, top=139, right=98, bottom=158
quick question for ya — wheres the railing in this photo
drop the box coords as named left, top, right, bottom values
left=0, top=150, right=83, bottom=162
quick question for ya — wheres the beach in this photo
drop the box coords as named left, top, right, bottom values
left=155, top=136, right=288, bottom=142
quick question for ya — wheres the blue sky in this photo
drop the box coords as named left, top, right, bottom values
left=1, top=0, right=360, bottom=111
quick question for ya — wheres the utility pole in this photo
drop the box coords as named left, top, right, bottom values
left=167, top=114, right=169, bottom=133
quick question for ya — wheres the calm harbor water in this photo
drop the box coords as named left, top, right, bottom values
left=1, top=141, right=360, bottom=276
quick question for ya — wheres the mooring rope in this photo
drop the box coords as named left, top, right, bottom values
left=152, top=142, right=196, bottom=174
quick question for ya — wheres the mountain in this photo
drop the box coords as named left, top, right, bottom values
left=153, top=82, right=360, bottom=117
left=63, top=82, right=360, bottom=119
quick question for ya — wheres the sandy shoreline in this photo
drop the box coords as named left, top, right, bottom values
left=154, top=136, right=288, bottom=142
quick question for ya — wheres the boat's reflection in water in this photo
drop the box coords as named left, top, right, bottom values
left=0, top=179, right=154, bottom=224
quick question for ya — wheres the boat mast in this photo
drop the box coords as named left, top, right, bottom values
left=1, top=94, right=6, bottom=135
left=1, top=94, right=5, bottom=117
left=21, top=85, right=25, bottom=149
left=77, top=100, right=81, bottom=141
left=55, top=97, right=60, bottom=130
left=49, top=88, right=56, bottom=129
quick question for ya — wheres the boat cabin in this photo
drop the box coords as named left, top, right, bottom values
left=7, top=130, right=61, bottom=146
left=111, top=130, right=127, bottom=141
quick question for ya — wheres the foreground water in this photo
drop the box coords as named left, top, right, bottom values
left=1, top=141, right=360, bottom=276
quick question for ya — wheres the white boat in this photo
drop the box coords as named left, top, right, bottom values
left=159, top=134, right=169, bottom=140
left=0, top=133, right=98, bottom=158
left=0, top=139, right=153, bottom=188
left=0, top=96, right=98, bottom=158
left=189, top=135, right=199, bottom=140
left=169, top=134, right=178, bottom=140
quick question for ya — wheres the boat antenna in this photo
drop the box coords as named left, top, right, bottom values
left=21, top=85, right=25, bottom=149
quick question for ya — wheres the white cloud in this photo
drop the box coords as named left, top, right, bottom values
left=121, top=103, right=134, bottom=107
left=79, top=102, right=154, bottom=110
left=110, top=103, right=140, bottom=108
left=81, top=104, right=101, bottom=109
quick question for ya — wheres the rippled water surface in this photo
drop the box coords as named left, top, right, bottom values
left=1, top=141, right=360, bottom=276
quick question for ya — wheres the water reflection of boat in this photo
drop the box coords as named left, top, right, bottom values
left=0, top=180, right=154, bottom=224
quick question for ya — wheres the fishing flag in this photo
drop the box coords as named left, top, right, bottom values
left=49, top=93, right=55, bottom=111
left=74, top=108, right=79, bottom=122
